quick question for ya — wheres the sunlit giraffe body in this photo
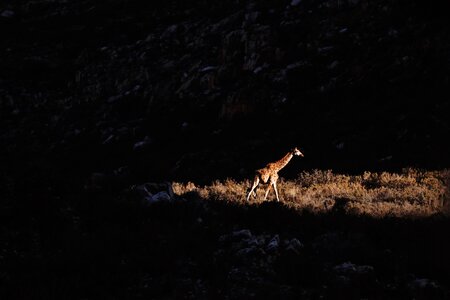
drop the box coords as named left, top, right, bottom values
left=246, top=147, right=304, bottom=202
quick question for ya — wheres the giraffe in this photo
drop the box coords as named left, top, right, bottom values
left=246, top=147, right=304, bottom=202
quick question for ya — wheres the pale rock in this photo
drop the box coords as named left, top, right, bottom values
left=266, top=235, right=280, bottom=253
left=1, top=10, right=15, bottom=18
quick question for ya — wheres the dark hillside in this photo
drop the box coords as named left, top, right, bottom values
left=2, top=0, right=450, bottom=183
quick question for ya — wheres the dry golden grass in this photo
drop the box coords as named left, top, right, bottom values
left=173, top=169, right=450, bottom=218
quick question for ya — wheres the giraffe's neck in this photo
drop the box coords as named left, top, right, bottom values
left=272, top=152, right=293, bottom=172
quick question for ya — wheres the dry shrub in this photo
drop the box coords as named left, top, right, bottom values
left=173, top=169, right=450, bottom=218
left=172, top=181, right=197, bottom=194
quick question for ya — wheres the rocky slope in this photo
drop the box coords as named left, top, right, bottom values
left=2, top=0, right=450, bottom=184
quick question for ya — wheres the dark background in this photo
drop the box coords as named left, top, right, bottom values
left=1, top=0, right=450, bottom=299
left=2, top=0, right=450, bottom=186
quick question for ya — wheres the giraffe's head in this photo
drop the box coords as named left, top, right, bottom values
left=292, top=147, right=304, bottom=157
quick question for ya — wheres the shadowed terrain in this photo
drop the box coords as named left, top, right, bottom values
left=3, top=184, right=450, bottom=299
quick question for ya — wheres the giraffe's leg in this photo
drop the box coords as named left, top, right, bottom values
left=264, top=184, right=272, bottom=200
left=273, top=181, right=280, bottom=202
left=251, top=177, right=258, bottom=198
left=252, top=177, right=259, bottom=198
left=246, top=177, right=259, bottom=202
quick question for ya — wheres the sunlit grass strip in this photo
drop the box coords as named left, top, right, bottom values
left=173, top=169, right=450, bottom=218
